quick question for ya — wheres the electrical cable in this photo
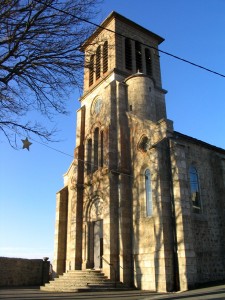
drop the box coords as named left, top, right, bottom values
left=8, top=127, right=207, bottom=183
left=35, top=0, right=225, bottom=79
left=4, top=2, right=222, bottom=180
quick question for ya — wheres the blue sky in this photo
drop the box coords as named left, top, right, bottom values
left=1, top=0, right=225, bottom=261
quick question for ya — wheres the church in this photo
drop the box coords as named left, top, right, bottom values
left=53, top=11, right=225, bottom=292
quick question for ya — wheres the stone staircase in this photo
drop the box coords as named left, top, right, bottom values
left=40, top=270, right=127, bottom=292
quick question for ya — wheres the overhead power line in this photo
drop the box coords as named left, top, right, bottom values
left=35, top=0, right=225, bottom=79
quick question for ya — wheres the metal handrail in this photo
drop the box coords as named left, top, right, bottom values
left=100, top=255, right=117, bottom=288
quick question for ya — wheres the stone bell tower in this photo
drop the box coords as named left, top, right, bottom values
left=53, top=11, right=175, bottom=292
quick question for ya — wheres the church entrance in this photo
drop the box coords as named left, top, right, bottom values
left=87, top=197, right=104, bottom=269
left=87, top=219, right=103, bottom=269
left=93, top=219, right=103, bottom=269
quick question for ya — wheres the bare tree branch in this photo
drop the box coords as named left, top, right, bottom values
left=0, top=0, right=102, bottom=147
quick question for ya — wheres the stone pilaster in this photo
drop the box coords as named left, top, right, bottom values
left=53, top=187, right=68, bottom=275
left=170, top=139, right=197, bottom=290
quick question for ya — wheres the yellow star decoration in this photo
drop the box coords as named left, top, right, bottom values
left=21, top=138, right=32, bottom=151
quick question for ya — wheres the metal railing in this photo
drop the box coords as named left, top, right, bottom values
left=100, top=256, right=117, bottom=288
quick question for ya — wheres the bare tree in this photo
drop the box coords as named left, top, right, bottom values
left=0, top=0, right=101, bottom=147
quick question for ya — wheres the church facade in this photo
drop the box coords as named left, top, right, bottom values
left=53, top=12, right=225, bottom=292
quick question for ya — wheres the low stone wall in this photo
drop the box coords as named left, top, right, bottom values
left=0, top=257, right=50, bottom=287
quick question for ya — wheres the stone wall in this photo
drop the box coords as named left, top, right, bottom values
left=171, top=133, right=225, bottom=289
left=0, top=257, right=50, bottom=287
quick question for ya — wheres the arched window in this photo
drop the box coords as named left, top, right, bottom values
left=100, top=131, right=104, bottom=167
left=89, top=55, right=94, bottom=86
left=93, top=128, right=99, bottom=172
left=103, top=41, right=108, bottom=74
left=135, top=41, right=142, bottom=73
left=96, top=46, right=101, bottom=80
left=125, top=38, right=132, bottom=71
left=145, top=169, right=152, bottom=216
left=87, top=139, right=92, bottom=174
left=189, top=166, right=201, bottom=212
left=145, top=48, right=152, bottom=76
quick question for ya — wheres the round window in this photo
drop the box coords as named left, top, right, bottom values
left=138, top=135, right=150, bottom=152
left=92, top=97, right=102, bottom=115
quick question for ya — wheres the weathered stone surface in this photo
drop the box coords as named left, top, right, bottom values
left=0, top=257, right=49, bottom=287
left=53, top=11, right=225, bottom=293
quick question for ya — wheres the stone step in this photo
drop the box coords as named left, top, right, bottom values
left=40, top=286, right=128, bottom=293
left=41, top=269, right=127, bottom=292
left=62, top=271, right=105, bottom=275
left=87, top=282, right=125, bottom=288
left=58, top=272, right=106, bottom=276
left=41, top=284, right=126, bottom=293
left=43, top=284, right=117, bottom=290
left=48, top=278, right=115, bottom=284
left=43, top=281, right=125, bottom=288
left=45, top=280, right=115, bottom=287
left=60, top=270, right=104, bottom=275
left=40, top=286, right=82, bottom=292
left=66, top=270, right=102, bottom=274
left=59, top=273, right=107, bottom=278
left=56, top=276, right=108, bottom=281
left=54, top=278, right=109, bottom=283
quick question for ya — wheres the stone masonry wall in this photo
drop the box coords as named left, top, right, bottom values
left=186, top=143, right=225, bottom=283
left=171, top=134, right=225, bottom=288
left=0, top=257, right=50, bottom=287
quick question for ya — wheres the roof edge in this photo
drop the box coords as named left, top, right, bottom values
left=173, top=131, right=225, bottom=154
left=81, top=11, right=164, bottom=51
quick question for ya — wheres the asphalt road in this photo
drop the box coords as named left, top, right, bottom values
left=1, top=284, right=225, bottom=300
